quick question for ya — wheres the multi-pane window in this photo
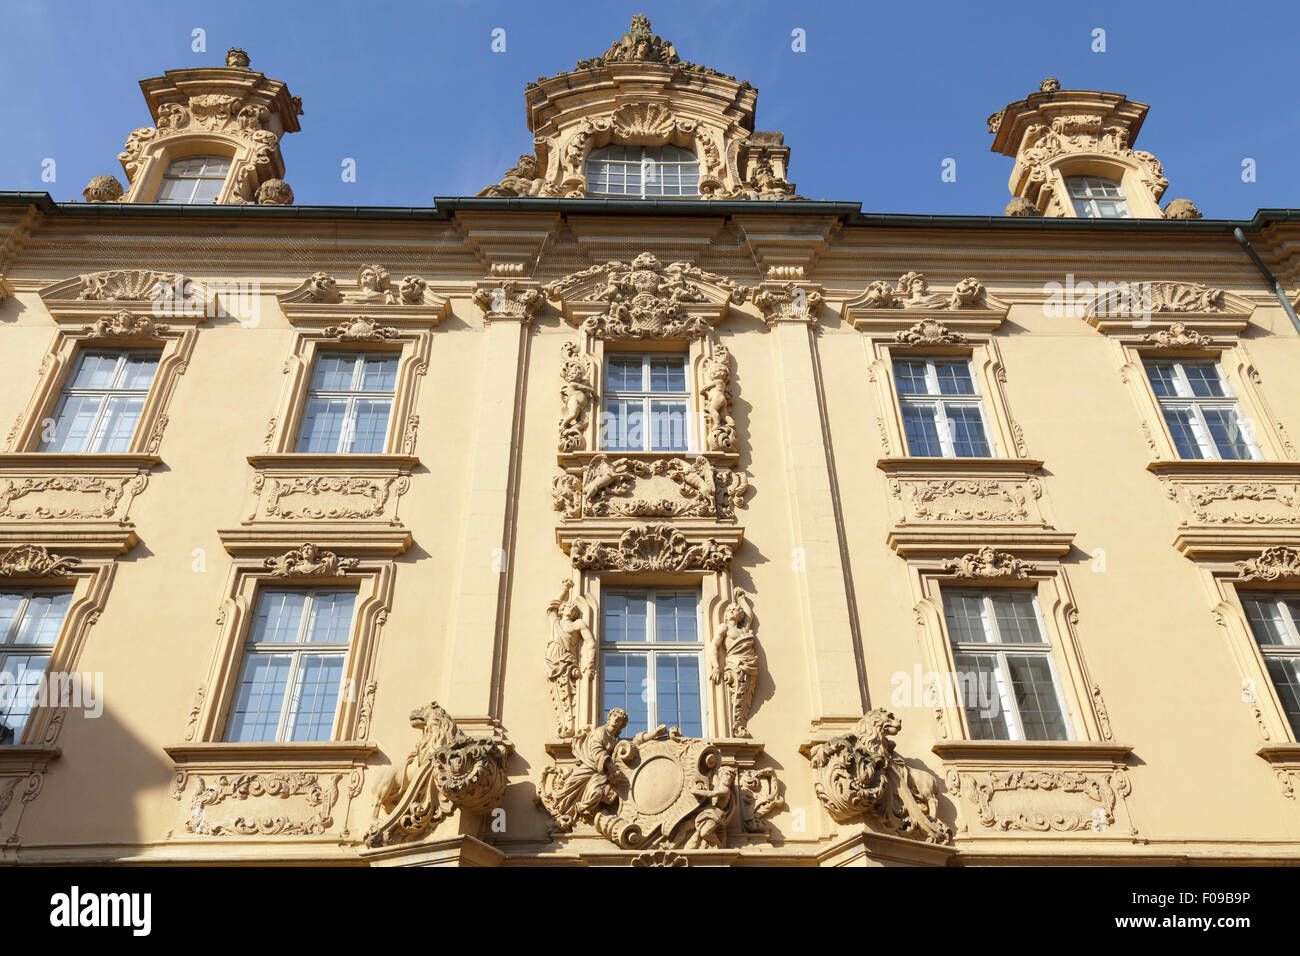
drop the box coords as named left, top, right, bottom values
left=1144, top=359, right=1258, bottom=461
left=943, top=588, right=1071, bottom=741
left=155, top=156, right=231, bottom=204
left=39, top=350, right=159, bottom=453
left=224, top=589, right=356, bottom=743
left=601, top=352, right=690, bottom=452
left=586, top=144, right=700, bottom=198
left=1066, top=175, right=1132, bottom=219
left=295, top=351, right=398, bottom=454
left=601, top=589, right=703, bottom=738
left=893, top=357, right=993, bottom=457
left=1239, top=592, right=1300, bottom=738
left=0, top=589, right=72, bottom=745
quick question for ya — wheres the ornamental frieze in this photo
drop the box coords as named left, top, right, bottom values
left=567, top=523, right=733, bottom=572
left=0, top=473, right=148, bottom=522
left=1236, top=545, right=1300, bottom=582
left=243, top=457, right=414, bottom=528
left=0, top=545, right=79, bottom=577
left=185, top=771, right=351, bottom=837
left=551, top=455, right=748, bottom=520
left=945, top=767, right=1132, bottom=833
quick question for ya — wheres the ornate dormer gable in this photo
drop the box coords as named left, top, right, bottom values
left=989, top=77, right=1198, bottom=220
left=478, top=15, right=801, bottom=201
left=94, top=48, right=303, bottom=206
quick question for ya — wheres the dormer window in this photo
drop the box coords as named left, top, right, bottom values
left=156, top=156, right=232, bottom=204
left=586, top=145, right=699, bottom=199
left=1065, top=176, right=1132, bottom=219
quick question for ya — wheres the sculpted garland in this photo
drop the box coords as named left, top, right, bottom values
left=551, top=455, right=748, bottom=520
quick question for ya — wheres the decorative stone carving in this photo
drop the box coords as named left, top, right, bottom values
left=544, top=253, right=749, bottom=340
left=1141, top=322, right=1213, bottom=347
left=569, top=524, right=732, bottom=572
left=942, top=546, right=1035, bottom=579
left=82, top=175, right=124, bottom=203
left=704, top=159, right=802, bottom=200
left=305, top=271, right=340, bottom=303
left=472, top=280, right=543, bottom=323
left=1170, top=481, right=1300, bottom=526
left=0, top=474, right=146, bottom=521
left=558, top=341, right=597, bottom=452
left=82, top=309, right=168, bottom=337
left=256, top=178, right=294, bottom=205
left=186, top=772, right=341, bottom=836
left=753, top=282, right=823, bottom=327
left=262, top=474, right=408, bottom=519
left=538, top=708, right=782, bottom=850
left=945, top=767, right=1131, bottom=832
left=894, top=319, right=969, bottom=346
left=891, top=476, right=1035, bottom=523
left=0, top=545, right=79, bottom=577
left=286, top=269, right=433, bottom=308
left=856, top=274, right=988, bottom=311
left=364, top=702, right=511, bottom=847
left=710, top=589, right=759, bottom=737
left=546, top=580, right=597, bottom=738
left=1014, top=113, right=1168, bottom=208
left=1236, top=546, right=1300, bottom=582
left=75, top=269, right=170, bottom=301
left=701, top=345, right=738, bottom=451
left=477, top=155, right=552, bottom=198
left=226, top=47, right=251, bottom=69
left=321, top=316, right=399, bottom=341
left=263, top=543, right=359, bottom=577
left=571, top=14, right=738, bottom=80
left=804, top=709, right=952, bottom=844
left=551, top=455, right=748, bottom=520
left=1005, top=196, right=1038, bottom=217
left=1163, top=198, right=1202, bottom=220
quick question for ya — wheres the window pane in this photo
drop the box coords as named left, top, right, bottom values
left=1007, top=654, right=1069, bottom=741
left=602, top=652, right=650, bottom=738
left=944, top=590, right=988, bottom=644
left=901, top=402, right=944, bottom=456
left=1161, top=407, right=1204, bottom=459
left=70, top=352, right=122, bottom=389
left=935, top=362, right=976, bottom=395
left=0, top=593, right=22, bottom=641
left=12, top=592, right=71, bottom=645
left=87, top=394, right=144, bottom=452
left=953, top=652, right=1011, bottom=740
left=1264, top=658, right=1300, bottom=738
left=893, top=360, right=929, bottom=395
left=296, top=398, right=349, bottom=453
left=991, top=591, right=1044, bottom=645
left=40, top=394, right=102, bottom=452
left=606, top=356, right=643, bottom=392
left=225, top=654, right=292, bottom=742
left=306, top=592, right=355, bottom=644
left=358, top=356, right=399, bottom=393
left=120, top=353, right=159, bottom=390
left=1183, top=364, right=1227, bottom=398
left=1144, top=362, right=1180, bottom=398
left=287, top=654, right=345, bottom=741
left=1244, top=596, right=1291, bottom=646
left=600, top=399, right=643, bottom=451
left=654, top=592, right=697, bottom=643
left=1202, top=407, right=1253, bottom=460
left=945, top=405, right=991, bottom=457
left=346, top=399, right=392, bottom=453
left=310, top=354, right=359, bottom=391
left=249, top=591, right=307, bottom=644
left=603, top=591, right=647, bottom=643
left=655, top=654, right=702, bottom=737
left=190, top=177, right=223, bottom=204
left=649, top=400, right=688, bottom=451
left=0, top=653, right=51, bottom=744
left=648, top=356, right=687, bottom=393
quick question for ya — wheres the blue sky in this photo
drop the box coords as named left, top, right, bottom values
left=2, top=0, right=1297, bottom=217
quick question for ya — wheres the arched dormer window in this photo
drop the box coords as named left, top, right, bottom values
left=1065, top=175, right=1132, bottom=219
left=586, top=145, right=699, bottom=199
left=155, top=156, right=232, bottom=204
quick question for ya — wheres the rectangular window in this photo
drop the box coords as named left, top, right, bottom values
left=600, top=352, right=690, bottom=452
left=1239, top=592, right=1300, bottom=738
left=893, top=357, right=993, bottom=457
left=943, top=588, right=1070, bottom=741
left=601, top=588, right=703, bottom=738
left=0, top=589, right=73, bottom=745
left=224, top=589, right=356, bottom=743
left=1066, top=175, right=1132, bottom=219
left=156, top=156, right=232, bottom=205
left=1144, top=359, right=1258, bottom=460
left=38, top=350, right=160, bottom=453
left=295, top=351, right=399, bottom=454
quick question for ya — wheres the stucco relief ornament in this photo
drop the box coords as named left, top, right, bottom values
left=546, top=580, right=597, bottom=737
left=537, top=708, right=782, bottom=850
left=545, top=253, right=749, bottom=340
left=0, top=545, right=79, bottom=577
left=570, top=14, right=740, bottom=81
left=569, top=524, right=732, bottom=572
left=1015, top=110, right=1168, bottom=205
left=701, top=345, right=737, bottom=450
left=472, top=281, right=542, bottom=322
left=1141, top=322, right=1213, bottom=347
left=710, top=589, right=759, bottom=737
left=76, top=269, right=171, bottom=301
left=894, top=319, right=968, bottom=346
left=82, top=309, right=168, bottom=338
left=256, top=178, right=294, bottom=205
left=553, top=456, right=747, bottom=520
left=477, top=155, right=555, bottom=198
left=364, top=702, right=511, bottom=847
left=82, top=175, right=124, bottom=203
left=805, top=709, right=952, bottom=844
left=322, top=316, right=399, bottom=341
left=942, top=547, right=1035, bottom=579
left=753, top=283, right=823, bottom=327
left=1236, top=546, right=1300, bottom=582
left=226, top=47, right=251, bottom=69
left=558, top=342, right=597, bottom=452
left=859, top=274, right=986, bottom=311
left=264, top=544, right=359, bottom=577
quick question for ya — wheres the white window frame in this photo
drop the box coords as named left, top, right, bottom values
left=1065, top=175, right=1132, bottom=219
left=1238, top=590, right=1300, bottom=738
left=224, top=588, right=356, bottom=744
left=586, top=144, right=701, bottom=199
left=942, top=587, right=1073, bottom=742
left=156, top=155, right=232, bottom=205
left=39, top=348, right=160, bottom=454
left=600, top=351, right=693, bottom=453
left=894, top=356, right=995, bottom=458
left=1144, top=358, right=1260, bottom=461
left=600, top=587, right=706, bottom=738
left=294, top=350, right=399, bottom=455
left=0, top=588, right=73, bottom=746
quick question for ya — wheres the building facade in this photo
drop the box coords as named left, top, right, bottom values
left=2, top=17, right=1300, bottom=865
